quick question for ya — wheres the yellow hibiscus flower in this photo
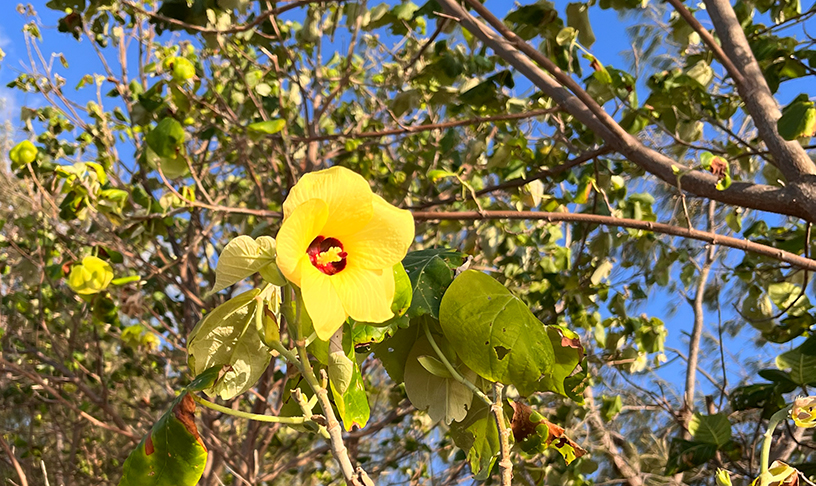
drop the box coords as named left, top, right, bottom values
left=276, top=166, right=414, bottom=340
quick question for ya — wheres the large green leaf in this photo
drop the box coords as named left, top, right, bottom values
left=664, top=438, right=718, bottom=475
left=403, top=333, right=474, bottom=424
left=402, top=248, right=465, bottom=319
left=210, top=235, right=283, bottom=293
left=776, top=342, right=816, bottom=385
left=448, top=398, right=500, bottom=480
left=688, top=413, right=732, bottom=447
left=439, top=270, right=555, bottom=396
left=187, top=289, right=273, bottom=399
left=119, top=393, right=207, bottom=486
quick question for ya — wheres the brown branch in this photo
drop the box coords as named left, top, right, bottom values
left=0, top=358, right=140, bottom=442
left=492, top=384, right=513, bottom=486
left=703, top=0, right=816, bottom=179
left=681, top=201, right=717, bottom=440
left=411, top=210, right=816, bottom=272
left=283, top=108, right=560, bottom=144
left=433, top=0, right=816, bottom=223
left=0, top=433, right=29, bottom=486
left=410, top=146, right=610, bottom=209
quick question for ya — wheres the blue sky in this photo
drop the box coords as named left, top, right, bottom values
left=0, top=0, right=810, bottom=409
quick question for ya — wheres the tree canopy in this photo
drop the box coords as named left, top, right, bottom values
left=1, top=0, right=816, bottom=485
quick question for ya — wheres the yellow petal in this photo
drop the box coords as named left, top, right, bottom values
left=277, top=198, right=328, bottom=286
left=333, top=266, right=394, bottom=324
left=344, top=194, right=414, bottom=270
left=283, top=166, right=374, bottom=237
left=301, top=264, right=348, bottom=340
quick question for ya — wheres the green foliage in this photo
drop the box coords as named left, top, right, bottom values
left=402, top=248, right=465, bottom=319
left=403, top=333, right=475, bottom=424
left=187, top=288, right=275, bottom=400
left=211, top=235, right=283, bottom=293
left=119, top=393, right=207, bottom=486
left=440, top=270, right=557, bottom=396
left=449, top=398, right=501, bottom=480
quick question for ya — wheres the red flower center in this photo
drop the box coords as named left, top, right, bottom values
left=307, top=236, right=348, bottom=275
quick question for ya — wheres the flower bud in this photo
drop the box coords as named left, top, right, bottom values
left=792, top=396, right=816, bottom=428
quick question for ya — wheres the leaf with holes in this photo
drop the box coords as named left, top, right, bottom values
left=439, top=270, right=555, bottom=396
left=449, top=398, right=500, bottom=480
left=402, top=248, right=465, bottom=319
left=119, top=393, right=207, bottom=486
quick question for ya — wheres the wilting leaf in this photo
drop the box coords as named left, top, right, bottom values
left=187, top=289, right=273, bottom=400
left=119, top=393, right=207, bottom=486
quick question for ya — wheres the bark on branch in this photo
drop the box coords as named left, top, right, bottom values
left=433, top=0, right=816, bottom=223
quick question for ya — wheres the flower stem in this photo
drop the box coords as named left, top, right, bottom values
left=492, top=383, right=513, bottom=486
left=192, top=394, right=307, bottom=424
left=421, top=321, right=491, bottom=406
left=760, top=405, right=792, bottom=483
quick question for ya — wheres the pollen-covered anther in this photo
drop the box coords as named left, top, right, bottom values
left=307, top=236, right=348, bottom=275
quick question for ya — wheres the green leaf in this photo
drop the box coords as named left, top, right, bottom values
left=566, top=3, right=595, bottom=47
left=163, top=57, right=195, bottom=82
left=403, top=248, right=465, bottom=319
left=537, top=326, right=585, bottom=399
left=403, top=333, right=474, bottom=424
left=768, top=282, right=811, bottom=315
left=329, top=326, right=370, bottom=431
left=187, top=289, right=273, bottom=400
left=119, top=393, right=207, bottom=486
left=601, top=395, right=622, bottom=421
left=665, top=438, right=717, bottom=475
left=371, top=323, right=420, bottom=383
left=9, top=140, right=37, bottom=169
left=778, top=95, right=816, bottom=140
left=147, top=117, right=185, bottom=159
left=439, top=270, right=555, bottom=396
left=556, top=26, right=577, bottom=46
left=328, top=351, right=355, bottom=395
left=776, top=342, right=816, bottom=385
left=391, top=262, right=412, bottom=315
left=449, top=398, right=500, bottom=480
left=111, top=275, right=140, bottom=286
left=688, top=413, right=732, bottom=447
left=247, top=119, right=286, bottom=135
left=416, top=355, right=454, bottom=379
left=211, top=235, right=282, bottom=294
left=68, top=256, right=114, bottom=295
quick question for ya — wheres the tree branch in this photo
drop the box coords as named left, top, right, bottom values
left=433, top=0, right=816, bottom=223
left=703, top=0, right=816, bottom=179
left=411, top=210, right=816, bottom=272
left=411, top=146, right=610, bottom=209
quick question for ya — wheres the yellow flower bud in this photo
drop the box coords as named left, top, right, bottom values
left=716, top=469, right=732, bottom=486
left=792, top=396, right=816, bottom=428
